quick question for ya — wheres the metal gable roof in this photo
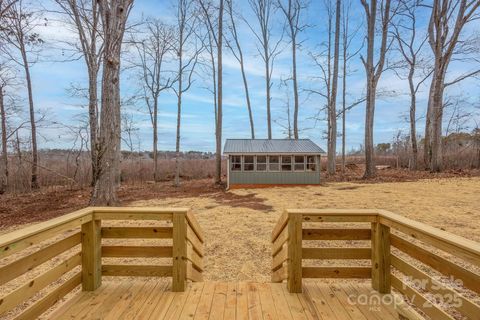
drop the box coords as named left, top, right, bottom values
left=223, top=139, right=326, bottom=154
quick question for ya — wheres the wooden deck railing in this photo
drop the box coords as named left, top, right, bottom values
left=271, top=209, right=480, bottom=320
left=0, top=207, right=204, bottom=319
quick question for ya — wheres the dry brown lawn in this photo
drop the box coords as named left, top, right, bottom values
left=132, top=177, right=480, bottom=282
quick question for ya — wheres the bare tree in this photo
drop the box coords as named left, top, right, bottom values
left=0, top=0, right=43, bottom=189
left=131, top=18, right=174, bottom=182
left=215, top=0, right=224, bottom=184
left=275, top=78, right=294, bottom=138
left=360, top=0, right=395, bottom=178
left=172, top=0, right=202, bottom=187
left=90, top=0, right=134, bottom=205
left=0, top=0, right=17, bottom=18
left=0, top=64, right=14, bottom=193
left=327, top=0, right=340, bottom=175
left=225, top=0, right=255, bottom=138
left=197, top=0, right=223, bottom=185
left=392, top=0, right=432, bottom=170
left=277, top=0, right=308, bottom=140
left=340, top=0, right=363, bottom=175
left=197, top=0, right=218, bottom=138
left=53, top=0, right=103, bottom=186
left=424, top=0, right=480, bottom=172
left=246, top=0, right=282, bottom=139
left=308, top=0, right=339, bottom=171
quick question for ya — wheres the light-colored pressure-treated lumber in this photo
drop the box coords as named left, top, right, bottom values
left=186, top=224, right=204, bottom=257
left=391, top=233, right=480, bottom=294
left=272, top=226, right=288, bottom=257
left=271, top=265, right=287, bottom=283
left=94, top=211, right=173, bottom=221
left=186, top=242, right=204, bottom=271
left=0, top=252, right=81, bottom=316
left=101, top=265, right=173, bottom=277
left=172, top=212, right=187, bottom=292
left=186, top=211, right=204, bottom=243
left=272, top=245, right=288, bottom=271
left=302, top=228, right=371, bottom=240
left=47, top=280, right=401, bottom=319
left=82, top=219, right=101, bottom=291
left=379, top=209, right=480, bottom=267
left=371, top=222, right=390, bottom=293
left=302, top=267, right=371, bottom=278
left=272, top=211, right=289, bottom=242
left=186, top=262, right=203, bottom=282
left=101, top=246, right=173, bottom=258
left=101, top=227, right=173, bottom=239
left=14, top=272, right=81, bottom=320
left=391, top=274, right=454, bottom=320
left=0, top=232, right=81, bottom=286
left=0, top=208, right=91, bottom=259
left=391, top=254, right=480, bottom=319
left=302, top=247, right=371, bottom=260
left=287, top=210, right=303, bottom=293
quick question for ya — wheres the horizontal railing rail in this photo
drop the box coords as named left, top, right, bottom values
left=271, top=208, right=480, bottom=320
left=0, top=207, right=204, bottom=319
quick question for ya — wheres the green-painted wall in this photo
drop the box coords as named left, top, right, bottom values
left=228, top=155, right=321, bottom=185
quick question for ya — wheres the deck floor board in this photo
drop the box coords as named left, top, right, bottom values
left=46, top=280, right=400, bottom=320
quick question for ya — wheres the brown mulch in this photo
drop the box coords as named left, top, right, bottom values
left=0, top=179, right=272, bottom=229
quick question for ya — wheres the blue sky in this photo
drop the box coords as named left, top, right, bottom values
left=18, top=0, right=480, bottom=152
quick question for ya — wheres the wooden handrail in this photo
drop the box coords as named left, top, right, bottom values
left=272, top=208, right=480, bottom=320
left=0, top=206, right=204, bottom=319
left=378, top=209, right=480, bottom=266
left=0, top=208, right=92, bottom=258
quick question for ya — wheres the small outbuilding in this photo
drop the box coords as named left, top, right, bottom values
left=224, top=139, right=326, bottom=189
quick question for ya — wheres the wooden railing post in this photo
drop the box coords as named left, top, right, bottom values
left=287, top=210, right=302, bottom=293
left=371, top=221, right=391, bottom=293
left=81, top=216, right=101, bottom=291
left=172, top=211, right=187, bottom=292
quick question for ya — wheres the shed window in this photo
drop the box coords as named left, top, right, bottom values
left=294, top=156, right=305, bottom=171
left=306, top=155, right=317, bottom=171
left=243, top=155, right=254, bottom=171
left=268, top=156, right=280, bottom=171
left=231, top=155, right=241, bottom=171
left=256, top=156, right=267, bottom=171
left=281, top=156, right=292, bottom=171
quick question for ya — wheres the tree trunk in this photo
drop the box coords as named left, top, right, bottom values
left=341, top=21, right=347, bottom=176
left=91, top=56, right=121, bottom=205
left=174, top=43, right=183, bottom=187
left=428, top=69, right=445, bottom=172
left=88, top=67, right=99, bottom=186
left=153, top=97, right=158, bottom=182
left=264, top=41, right=272, bottom=139
left=328, top=0, right=341, bottom=175
left=215, top=0, right=224, bottom=184
left=0, top=87, right=8, bottom=193
left=364, top=77, right=376, bottom=178
left=407, top=66, right=417, bottom=170
left=21, top=50, right=39, bottom=189
left=240, top=58, right=255, bottom=139
left=174, top=90, right=182, bottom=187
left=291, top=29, right=299, bottom=140
left=90, top=0, right=132, bottom=205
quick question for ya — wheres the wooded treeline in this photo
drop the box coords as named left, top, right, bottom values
left=0, top=0, right=479, bottom=204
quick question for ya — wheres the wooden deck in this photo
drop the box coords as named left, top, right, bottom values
left=47, top=279, right=402, bottom=320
